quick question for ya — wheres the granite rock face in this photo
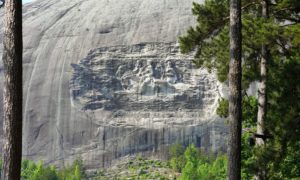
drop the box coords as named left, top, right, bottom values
left=0, top=0, right=227, bottom=169
left=68, top=43, right=227, bottom=169
left=71, top=43, right=218, bottom=113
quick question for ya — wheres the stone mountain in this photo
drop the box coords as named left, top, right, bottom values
left=0, top=0, right=228, bottom=169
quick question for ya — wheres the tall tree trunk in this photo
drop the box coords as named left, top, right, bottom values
left=1, top=0, right=23, bottom=180
left=228, top=0, right=242, bottom=179
left=256, top=0, right=269, bottom=146
left=255, top=1, right=269, bottom=179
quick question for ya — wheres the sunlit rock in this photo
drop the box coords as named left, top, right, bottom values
left=69, top=43, right=227, bottom=168
left=0, top=0, right=228, bottom=169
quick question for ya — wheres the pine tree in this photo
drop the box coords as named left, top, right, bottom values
left=181, top=144, right=200, bottom=180
left=227, top=0, right=242, bottom=178
left=74, top=165, right=81, bottom=180
left=256, top=0, right=269, bottom=147
left=1, top=0, right=23, bottom=179
left=255, top=1, right=270, bottom=179
left=179, top=0, right=300, bottom=178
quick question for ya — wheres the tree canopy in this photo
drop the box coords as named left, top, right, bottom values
left=179, top=0, right=300, bottom=178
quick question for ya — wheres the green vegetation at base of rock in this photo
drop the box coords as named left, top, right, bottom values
left=1, top=125, right=298, bottom=180
left=92, top=144, right=228, bottom=180
left=169, top=144, right=227, bottom=180
left=0, top=159, right=85, bottom=180
left=92, top=156, right=179, bottom=180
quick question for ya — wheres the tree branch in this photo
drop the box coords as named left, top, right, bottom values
left=223, top=1, right=260, bottom=21
left=279, top=22, right=298, bottom=27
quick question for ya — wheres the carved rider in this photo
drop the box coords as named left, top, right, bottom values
left=164, top=60, right=178, bottom=84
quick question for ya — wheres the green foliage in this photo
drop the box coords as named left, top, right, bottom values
left=169, top=143, right=186, bottom=172
left=168, top=144, right=227, bottom=180
left=179, top=0, right=230, bottom=82
left=179, top=0, right=299, bottom=87
left=94, top=156, right=178, bottom=179
left=179, top=0, right=229, bottom=55
left=215, top=96, right=258, bottom=178
left=240, top=96, right=258, bottom=178
left=216, top=96, right=257, bottom=124
left=74, top=165, right=81, bottom=180
left=216, top=98, right=229, bottom=118
left=14, top=159, right=85, bottom=180
left=181, top=145, right=200, bottom=180
left=169, top=156, right=185, bottom=173
left=169, top=143, right=185, bottom=158
left=261, top=46, right=300, bottom=179
left=20, top=160, right=58, bottom=180
left=197, top=155, right=227, bottom=180
left=182, top=0, right=299, bottom=177
left=183, top=2, right=299, bottom=178
left=242, top=96, right=257, bottom=128
left=240, top=59, right=300, bottom=179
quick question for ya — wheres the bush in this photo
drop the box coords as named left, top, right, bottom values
left=168, top=144, right=227, bottom=180
left=0, top=158, right=87, bottom=180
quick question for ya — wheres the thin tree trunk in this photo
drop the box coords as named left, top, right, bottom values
left=1, top=0, right=23, bottom=179
left=255, top=1, right=269, bottom=179
left=256, top=0, right=269, bottom=146
left=228, top=0, right=242, bottom=179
